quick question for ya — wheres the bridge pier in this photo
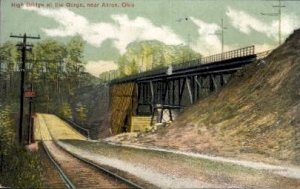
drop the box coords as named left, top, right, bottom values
left=134, top=71, right=243, bottom=124
left=136, top=74, right=231, bottom=124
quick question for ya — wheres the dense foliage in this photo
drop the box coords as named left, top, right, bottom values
left=0, top=107, right=41, bottom=188
left=0, top=36, right=95, bottom=113
left=119, top=40, right=201, bottom=75
left=99, top=40, right=201, bottom=80
left=0, top=37, right=91, bottom=187
left=75, top=103, right=88, bottom=123
left=59, top=102, right=72, bottom=119
left=0, top=106, right=14, bottom=158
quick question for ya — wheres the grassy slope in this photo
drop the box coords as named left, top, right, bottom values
left=137, top=29, right=300, bottom=164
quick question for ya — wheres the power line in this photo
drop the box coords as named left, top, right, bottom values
left=214, top=18, right=227, bottom=55
left=0, top=0, right=2, bottom=44
left=177, top=17, right=192, bottom=60
left=261, top=0, right=286, bottom=45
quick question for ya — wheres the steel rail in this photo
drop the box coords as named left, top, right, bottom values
left=54, top=141, right=144, bottom=189
left=38, top=115, right=75, bottom=189
left=41, top=142, right=75, bottom=189
left=40, top=114, right=144, bottom=189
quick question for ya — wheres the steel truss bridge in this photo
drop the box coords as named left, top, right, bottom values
left=110, top=46, right=258, bottom=123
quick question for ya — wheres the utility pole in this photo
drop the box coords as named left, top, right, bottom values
left=214, top=18, right=227, bottom=55
left=221, top=19, right=225, bottom=54
left=28, top=84, right=33, bottom=144
left=25, top=83, right=36, bottom=144
left=187, top=33, right=191, bottom=61
left=0, top=0, right=2, bottom=44
left=261, top=0, right=285, bottom=45
left=10, top=33, right=40, bottom=144
left=0, top=2, right=2, bottom=97
left=177, top=17, right=192, bottom=61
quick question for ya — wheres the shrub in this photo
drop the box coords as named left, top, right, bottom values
left=0, top=147, right=41, bottom=188
left=76, top=103, right=87, bottom=123
left=0, top=106, right=15, bottom=171
left=0, top=106, right=41, bottom=188
left=59, top=102, right=72, bottom=119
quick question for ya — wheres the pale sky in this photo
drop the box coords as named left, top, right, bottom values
left=1, top=0, right=300, bottom=76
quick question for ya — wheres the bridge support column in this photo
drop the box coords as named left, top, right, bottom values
left=195, top=76, right=202, bottom=100
left=209, top=74, right=218, bottom=92
left=220, top=74, right=225, bottom=86
left=178, top=77, right=186, bottom=107
left=186, top=77, right=193, bottom=104
left=209, top=75, right=214, bottom=92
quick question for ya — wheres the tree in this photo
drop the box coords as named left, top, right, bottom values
left=59, top=102, right=72, bottom=119
left=65, top=36, right=86, bottom=94
left=130, top=59, right=139, bottom=74
left=0, top=42, right=19, bottom=100
left=160, top=54, right=167, bottom=68
left=32, top=40, right=66, bottom=80
left=117, top=40, right=202, bottom=76
left=30, top=40, right=68, bottom=110
left=75, top=103, right=87, bottom=124
left=176, top=45, right=200, bottom=64
left=29, top=37, right=86, bottom=110
left=117, top=55, right=127, bottom=77
left=142, top=45, right=153, bottom=71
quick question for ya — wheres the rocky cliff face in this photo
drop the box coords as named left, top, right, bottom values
left=70, top=84, right=111, bottom=139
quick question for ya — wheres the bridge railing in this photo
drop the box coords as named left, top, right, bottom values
left=172, top=45, right=255, bottom=70
left=110, top=45, right=256, bottom=84
left=256, top=49, right=273, bottom=60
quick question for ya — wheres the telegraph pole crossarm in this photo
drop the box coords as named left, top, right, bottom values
left=261, top=0, right=286, bottom=45
left=213, top=18, right=227, bottom=58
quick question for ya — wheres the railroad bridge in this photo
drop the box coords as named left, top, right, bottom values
left=109, top=46, right=259, bottom=134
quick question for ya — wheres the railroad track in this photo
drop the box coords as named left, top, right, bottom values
left=38, top=114, right=144, bottom=189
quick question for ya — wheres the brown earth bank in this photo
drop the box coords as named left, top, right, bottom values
left=106, top=28, right=300, bottom=165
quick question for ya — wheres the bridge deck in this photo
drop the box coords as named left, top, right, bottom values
left=110, top=46, right=256, bottom=84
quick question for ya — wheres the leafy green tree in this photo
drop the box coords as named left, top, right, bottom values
left=27, top=37, right=86, bottom=111
left=32, top=40, right=66, bottom=83
left=60, top=102, right=72, bottom=119
left=76, top=103, right=87, bottom=124
left=131, top=59, right=139, bottom=74
left=65, top=36, right=86, bottom=94
left=142, top=45, right=153, bottom=71
left=117, top=55, right=127, bottom=77
left=0, top=42, right=19, bottom=100
left=30, top=40, right=67, bottom=111
left=160, top=54, right=167, bottom=67
left=117, top=40, right=201, bottom=76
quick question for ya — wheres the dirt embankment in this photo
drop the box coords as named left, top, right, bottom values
left=109, top=29, right=300, bottom=165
